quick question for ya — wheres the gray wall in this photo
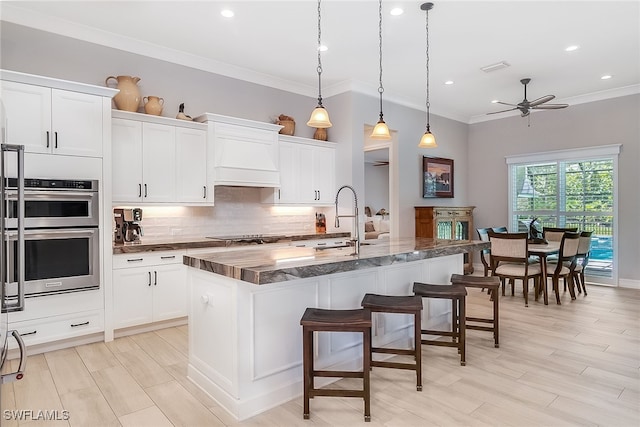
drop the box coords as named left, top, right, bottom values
left=468, top=94, right=640, bottom=282
left=364, top=162, right=389, bottom=215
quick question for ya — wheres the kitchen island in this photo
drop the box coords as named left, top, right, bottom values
left=184, top=238, right=489, bottom=420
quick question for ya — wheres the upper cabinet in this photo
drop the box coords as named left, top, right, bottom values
left=0, top=71, right=116, bottom=158
left=194, top=113, right=281, bottom=188
left=263, top=135, right=336, bottom=206
left=112, top=111, right=210, bottom=205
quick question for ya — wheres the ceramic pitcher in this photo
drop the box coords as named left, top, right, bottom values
left=143, top=96, right=164, bottom=116
left=105, top=75, right=141, bottom=112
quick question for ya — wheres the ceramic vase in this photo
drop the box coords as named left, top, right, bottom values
left=143, top=96, right=164, bottom=116
left=105, top=75, right=142, bottom=112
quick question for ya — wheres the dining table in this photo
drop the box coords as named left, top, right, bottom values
left=528, top=241, right=561, bottom=305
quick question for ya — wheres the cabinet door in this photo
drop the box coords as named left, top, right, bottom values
left=152, top=264, right=187, bottom=321
left=175, top=127, right=208, bottom=203
left=112, top=118, right=143, bottom=202
left=297, top=145, right=315, bottom=203
left=51, top=89, right=103, bottom=157
left=142, top=122, right=176, bottom=202
left=112, top=268, right=154, bottom=329
left=0, top=81, right=51, bottom=153
left=275, top=142, right=298, bottom=203
left=435, top=219, right=454, bottom=240
left=313, top=145, right=335, bottom=204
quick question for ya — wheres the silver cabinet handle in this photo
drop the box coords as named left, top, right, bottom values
left=203, top=186, right=207, bottom=199
left=154, top=271, right=158, bottom=286
left=46, top=131, right=50, bottom=148
left=127, top=258, right=144, bottom=262
left=54, top=131, right=58, bottom=148
left=1, top=331, right=26, bottom=384
left=138, top=183, right=142, bottom=198
left=148, top=271, right=152, bottom=286
left=20, top=330, right=37, bottom=336
left=160, top=255, right=176, bottom=260
left=144, top=184, right=148, bottom=198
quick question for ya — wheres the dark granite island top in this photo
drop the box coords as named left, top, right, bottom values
left=113, top=232, right=350, bottom=254
left=184, top=237, right=490, bottom=285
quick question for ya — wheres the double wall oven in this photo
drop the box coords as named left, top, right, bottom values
left=3, top=177, right=100, bottom=298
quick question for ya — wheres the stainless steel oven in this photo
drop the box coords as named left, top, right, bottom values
left=3, top=178, right=100, bottom=298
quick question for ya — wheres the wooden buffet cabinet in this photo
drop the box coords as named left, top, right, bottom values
left=415, top=206, right=475, bottom=274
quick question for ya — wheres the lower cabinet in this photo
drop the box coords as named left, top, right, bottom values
left=112, top=251, right=187, bottom=329
left=10, top=310, right=104, bottom=348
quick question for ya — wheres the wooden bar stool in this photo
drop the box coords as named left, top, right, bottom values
left=300, top=308, right=372, bottom=422
left=412, top=282, right=467, bottom=366
left=450, top=274, right=500, bottom=348
left=361, top=293, right=423, bottom=391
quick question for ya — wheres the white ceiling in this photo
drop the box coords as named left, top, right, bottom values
left=2, top=1, right=639, bottom=124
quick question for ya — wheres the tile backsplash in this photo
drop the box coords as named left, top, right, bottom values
left=117, top=186, right=335, bottom=239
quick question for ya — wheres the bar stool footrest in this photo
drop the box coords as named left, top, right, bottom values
left=371, top=347, right=415, bottom=356
left=313, top=370, right=364, bottom=379
left=467, top=325, right=494, bottom=332
left=466, top=317, right=493, bottom=324
left=421, top=329, right=457, bottom=338
left=372, top=360, right=418, bottom=371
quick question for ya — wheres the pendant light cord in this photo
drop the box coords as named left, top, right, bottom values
left=378, top=0, right=384, bottom=121
left=425, top=5, right=431, bottom=131
left=316, top=0, right=324, bottom=107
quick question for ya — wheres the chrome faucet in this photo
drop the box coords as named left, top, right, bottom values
left=334, top=185, right=360, bottom=255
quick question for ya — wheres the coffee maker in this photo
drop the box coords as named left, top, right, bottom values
left=114, top=208, right=143, bottom=243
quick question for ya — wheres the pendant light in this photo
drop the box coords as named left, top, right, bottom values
left=418, top=2, right=437, bottom=148
left=370, top=0, right=391, bottom=140
left=307, top=0, right=332, bottom=128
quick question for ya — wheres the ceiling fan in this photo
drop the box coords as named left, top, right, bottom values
left=488, top=78, right=568, bottom=117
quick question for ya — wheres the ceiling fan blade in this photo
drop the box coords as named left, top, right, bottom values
left=529, top=95, right=555, bottom=107
left=495, top=101, right=517, bottom=107
left=531, top=103, right=568, bottom=110
left=487, top=107, right=517, bottom=115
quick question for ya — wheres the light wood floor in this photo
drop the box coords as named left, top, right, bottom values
left=2, top=283, right=639, bottom=426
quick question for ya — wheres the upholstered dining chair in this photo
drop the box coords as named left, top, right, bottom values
left=546, top=231, right=581, bottom=304
left=477, top=226, right=509, bottom=279
left=488, top=231, right=542, bottom=307
left=572, top=231, right=593, bottom=296
left=543, top=227, right=579, bottom=243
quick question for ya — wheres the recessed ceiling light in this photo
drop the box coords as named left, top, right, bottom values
left=444, top=80, right=454, bottom=85
left=390, top=8, right=404, bottom=16
left=565, top=45, right=580, bottom=52
left=318, top=45, right=328, bottom=52
left=601, top=75, right=612, bottom=80
left=221, top=9, right=234, bottom=18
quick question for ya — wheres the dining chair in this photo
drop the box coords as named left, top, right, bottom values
left=542, top=227, right=579, bottom=242
left=546, top=231, right=581, bottom=304
left=572, top=231, right=593, bottom=296
left=476, top=227, right=493, bottom=277
left=488, top=231, right=542, bottom=307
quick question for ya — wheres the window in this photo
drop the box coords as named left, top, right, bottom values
left=506, top=145, right=620, bottom=283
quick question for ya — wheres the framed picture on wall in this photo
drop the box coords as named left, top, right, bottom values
left=423, top=156, right=454, bottom=198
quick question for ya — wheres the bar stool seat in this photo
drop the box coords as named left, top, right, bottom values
left=361, top=293, right=423, bottom=391
left=450, top=274, right=501, bottom=348
left=412, top=282, right=467, bottom=366
left=300, top=308, right=372, bottom=422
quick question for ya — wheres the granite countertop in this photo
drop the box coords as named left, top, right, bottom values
left=112, top=232, right=351, bottom=254
left=184, top=238, right=490, bottom=285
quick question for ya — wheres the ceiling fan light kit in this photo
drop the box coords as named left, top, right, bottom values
left=307, top=0, right=332, bottom=129
left=488, top=77, right=569, bottom=118
left=418, top=2, right=437, bottom=148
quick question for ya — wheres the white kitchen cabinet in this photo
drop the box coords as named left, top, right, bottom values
left=112, top=111, right=210, bottom=204
left=112, top=251, right=187, bottom=329
left=263, top=135, right=336, bottom=205
left=0, top=80, right=104, bottom=157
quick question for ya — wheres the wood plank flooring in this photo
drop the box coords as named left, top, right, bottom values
left=2, top=284, right=639, bottom=426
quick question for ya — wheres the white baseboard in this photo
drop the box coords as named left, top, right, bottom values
left=619, top=278, right=640, bottom=289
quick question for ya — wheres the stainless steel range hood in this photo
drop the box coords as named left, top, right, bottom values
left=195, top=113, right=282, bottom=188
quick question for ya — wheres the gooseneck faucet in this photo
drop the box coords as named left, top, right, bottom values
left=334, top=185, right=360, bottom=255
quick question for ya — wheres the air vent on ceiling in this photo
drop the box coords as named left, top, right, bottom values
left=480, top=61, right=510, bottom=73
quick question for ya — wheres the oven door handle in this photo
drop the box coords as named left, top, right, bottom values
left=1, top=143, right=26, bottom=313
left=4, top=190, right=96, bottom=199
left=5, top=228, right=97, bottom=239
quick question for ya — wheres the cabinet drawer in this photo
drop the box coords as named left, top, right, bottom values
left=9, top=309, right=104, bottom=348
left=113, top=250, right=186, bottom=269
